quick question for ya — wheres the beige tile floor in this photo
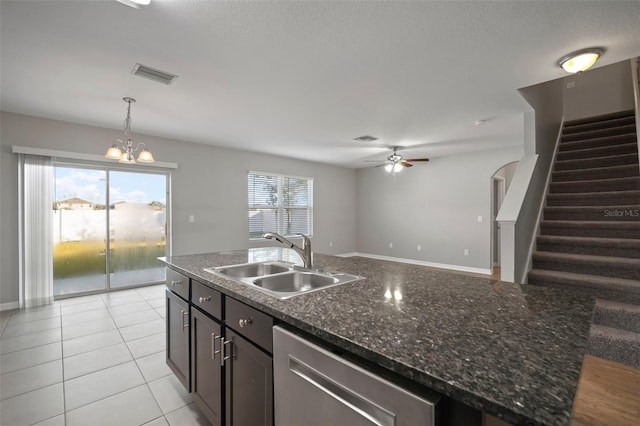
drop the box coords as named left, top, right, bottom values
left=0, top=285, right=211, bottom=426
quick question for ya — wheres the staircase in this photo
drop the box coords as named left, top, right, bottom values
left=528, top=109, right=640, bottom=368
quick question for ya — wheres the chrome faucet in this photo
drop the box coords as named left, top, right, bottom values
left=262, top=232, right=313, bottom=268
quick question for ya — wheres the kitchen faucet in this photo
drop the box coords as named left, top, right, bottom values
left=262, top=232, right=313, bottom=268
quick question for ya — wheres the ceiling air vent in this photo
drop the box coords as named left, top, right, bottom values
left=354, top=135, right=379, bottom=142
left=131, top=63, right=178, bottom=85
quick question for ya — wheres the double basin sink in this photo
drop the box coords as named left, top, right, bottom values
left=205, top=261, right=363, bottom=299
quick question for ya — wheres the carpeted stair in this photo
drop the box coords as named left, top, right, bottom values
left=527, top=109, right=640, bottom=368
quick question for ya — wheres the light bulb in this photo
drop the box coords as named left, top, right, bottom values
left=105, top=145, right=123, bottom=160
left=137, top=148, right=155, bottom=163
left=559, top=48, right=603, bottom=73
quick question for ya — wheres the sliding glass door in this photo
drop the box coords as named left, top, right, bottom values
left=53, top=167, right=108, bottom=296
left=109, top=171, right=167, bottom=288
left=53, top=165, right=168, bottom=297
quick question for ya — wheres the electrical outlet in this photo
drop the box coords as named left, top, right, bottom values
left=567, top=81, right=575, bottom=88
left=464, top=249, right=469, bottom=256
left=189, top=215, right=195, bottom=223
left=389, top=242, right=393, bottom=249
left=417, top=245, right=422, bottom=251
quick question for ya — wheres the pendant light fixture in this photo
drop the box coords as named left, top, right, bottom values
left=105, top=97, right=155, bottom=164
left=558, top=48, right=604, bottom=74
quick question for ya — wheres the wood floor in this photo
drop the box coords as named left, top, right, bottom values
left=571, top=355, right=640, bottom=426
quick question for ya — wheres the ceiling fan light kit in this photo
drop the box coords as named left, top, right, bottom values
left=367, top=146, right=429, bottom=174
left=385, top=163, right=404, bottom=173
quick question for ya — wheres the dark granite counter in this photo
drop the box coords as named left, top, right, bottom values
left=160, top=248, right=595, bottom=426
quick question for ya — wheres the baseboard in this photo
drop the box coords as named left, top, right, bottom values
left=0, top=301, right=19, bottom=312
left=336, top=252, right=359, bottom=258
left=338, top=252, right=492, bottom=275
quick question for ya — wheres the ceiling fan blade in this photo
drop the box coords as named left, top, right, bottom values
left=399, top=161, right=413, bottom=168
left=404, top=158, right=430, bottom=162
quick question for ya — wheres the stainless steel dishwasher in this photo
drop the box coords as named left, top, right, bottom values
left=273, top=326, right=440, bottom=426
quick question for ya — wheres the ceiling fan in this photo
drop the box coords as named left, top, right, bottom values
left=367, top=146, right=430, bottom=173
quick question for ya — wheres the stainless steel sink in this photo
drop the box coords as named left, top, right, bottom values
left=215, top=261, right=293, bottom=278
left=254, top=272, right=338, bottom=293
left=205, top=261, right=363, bottom=299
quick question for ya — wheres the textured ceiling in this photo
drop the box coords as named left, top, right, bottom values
left=1, top=0, right=639, bottom=167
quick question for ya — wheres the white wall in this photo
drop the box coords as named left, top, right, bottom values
left=564, top=60, right=635, bottom=121
left=355, top=145, right=524, bottom=272
left=493, top=161, right=518, bottom=191
left=0, top=112, right=357, bottom=305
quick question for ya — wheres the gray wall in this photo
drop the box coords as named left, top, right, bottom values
left=493, top=161, right=518, bottom=191
left=0, top=112, right=357, bottom=305
left=355, top=145, right=523, bottom=271
left=564, top=60, right=635, bottom=121
left=513, top=77, right=565, bottom=282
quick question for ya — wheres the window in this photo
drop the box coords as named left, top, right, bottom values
left=248, top=171, right=313, bottom=239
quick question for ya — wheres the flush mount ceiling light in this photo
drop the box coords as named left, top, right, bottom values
left=558, top=48, right=604, bottom=74
left=115, top=0, right=150, bottom=9
left=105, top=97, right=155, bottom=164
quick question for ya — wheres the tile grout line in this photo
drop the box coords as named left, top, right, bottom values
left=60, top=295, right=147, bottom=420
left=110, top=292, right=167, bottom=425
left=1, top=287, right=169, bottom=424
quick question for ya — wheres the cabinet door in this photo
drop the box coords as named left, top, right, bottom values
left=166, top=290, right=190, bottom=391
left=191, top=308, right=223, bottom=426
left=225, top=329, right=273, bottom=426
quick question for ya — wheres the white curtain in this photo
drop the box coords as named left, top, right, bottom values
left=19, top=154, right=54, bottom=308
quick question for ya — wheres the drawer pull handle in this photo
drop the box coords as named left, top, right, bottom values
left=239, top=318, right=252, bottom=328
left=181, top=309, right=189, bottom=330
left=222, top=338, right=233, bottom=366
left=199, top=296, right=211, bottom=303
left=211, top=333, right=222, bottom=360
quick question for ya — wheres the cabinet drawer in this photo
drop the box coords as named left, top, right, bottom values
left=166, top=268, right=189, bottom=301
left=192, top=280, right=222, bottom=320
left=226, top=297, right=273, bottom=353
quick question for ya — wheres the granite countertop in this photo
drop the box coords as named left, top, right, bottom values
left=160, top=248, right=595, bottom=426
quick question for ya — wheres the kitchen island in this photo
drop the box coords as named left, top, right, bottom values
left=160, top=248, right=595, bottom=426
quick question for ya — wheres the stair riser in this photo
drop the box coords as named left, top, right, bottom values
left=528, top=277, right=640, bottom=304
left=554, top=153, right=639, bottom=171
left=564, top=110, right=635, bottom=127
left=536, top=241, right=640, bottom=259
left=546, top=193, right=640, bottom=207
left=549, top=178, right=640, bottom=193
left=556, top=143, right=638, bottom=161
left=559, top=134, right=636, bottom=152
left=592, top=309, right=640, bottom=334
left=552, top=166, right=639, bottom=182
left=540, top=224, right=640, bottom=239
left=532, top=257, right=640, bottom=280
left=544, top=208, right=640, bottom=221
left=561, top=125, right=637, bottom=143
left=588, top=334, right=640, bottom=369
left=563, top=116, right=636, bottom=135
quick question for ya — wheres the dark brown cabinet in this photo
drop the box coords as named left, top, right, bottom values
left=166, top=266, right=274, bottom=426
left=225, top=329, right=273, bottom=426
left=191, top=307, right=223, bottom=426
left=166, top=289, right=190, bottom=390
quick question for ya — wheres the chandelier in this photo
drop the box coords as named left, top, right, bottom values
left=105, top=97, right=155, bottom=164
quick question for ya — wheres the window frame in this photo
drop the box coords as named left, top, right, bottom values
left=248, top=171, right=314, bottom=240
